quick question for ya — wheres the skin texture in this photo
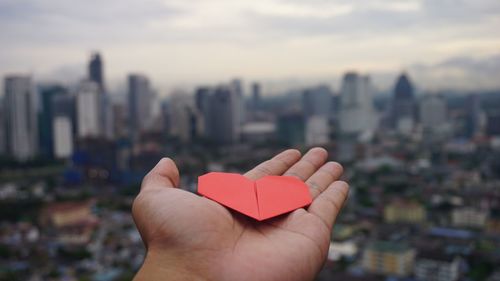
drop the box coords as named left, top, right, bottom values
left=132, top=147, right=349, bottom=281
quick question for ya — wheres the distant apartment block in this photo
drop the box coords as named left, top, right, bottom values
left=415, top=250, right=461, bottom=281
left=451, top=207, right=488, bottom=228
left=384, top=200, right=426, bottom=224
left=362, top=241, right=415, bottom=277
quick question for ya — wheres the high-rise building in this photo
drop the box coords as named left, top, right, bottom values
left=303, top=85, right=332, bottom=119
left=251, top=82, right=261, bottom=110
left=4, top=75, right=38, bottom=161
left=464, top=94, right=481, bottom=138
left=88, top=52, right=105, bottom=92
left=303, top=85, right=332, bottom=145
left=391, top=73, right=416, bottom=132
left=0, top=97, right=5, bottom=155
left=169, top=92, right=196, bottom=143
left=486, top=112, right=500, bottom=137
left=230, top=78, right=245, bottom=125
left=39, top=85, right=68, bottom=158
left=52, top=93, right=75, bottom=159
left=420, top=95, right=447, bottom=131
left=53, top=116, right=73, bottom=159
left=88, top=52, right=113, bottom=139
left=195, top=87, right=213, bottom=137
left=128, top=74, right=156, bottom=138
left=305, top=116, right=329, bottom=146
left=111, top=102, right=128, bottom=139
left=339, top=72, right=376, bottom=135
left=76, top=80, right=100, bottom=138
left=277, top=112, right=305, bottom=146
left=205, top=85, right=241, bottom=144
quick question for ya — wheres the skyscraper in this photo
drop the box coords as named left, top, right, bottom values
left=230, top=78, right=245, bottom=125
left=168, top=92, right=196, bottom=143
left=420, top=95, right=447, bottom=131
left=391, top=73, right=416, bottom=132
left=204, top=85, right=241, bottom=144
left=4, top=75, right=38, bottom=161
left=128, top=74, right=155, bottom=138
left=76, top=80, right=100, bottom=138
left=251, top=82, right=261, bottom=110
left=88, top=52, right=113, bottom=139
left=39, top=85, right=67, bottom=158
left=464, top=94, right=481, bottom=138
left=88, top=52, right=105, bottom=92
left=339, top=72, right=376, bottom=135
left=303, top=85, right=333, bottom=119
left=52, top=93, right=75, bottom=158
left=277, top=112, right=305, bottom=146
left=0, top=98, right=5, bottom=155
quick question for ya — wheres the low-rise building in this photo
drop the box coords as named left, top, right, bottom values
left=362, top=241, right=415, bottom=277
left=451, top=207, right=488, bottom=228
left=415, top=250, right=461, bottom=281
left=384, top=199, right=426, bottom=224
left=40, top=200, right=98, bottom=245
left=486, top=208, right=500, bottom=235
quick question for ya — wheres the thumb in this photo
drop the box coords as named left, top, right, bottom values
left=141, top=157, right=180, bottom=192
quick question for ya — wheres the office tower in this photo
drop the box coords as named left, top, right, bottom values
left=0, top=98, right=5, bottom=155
left=420, top=95, right=447, bottom=131
left=76, top=80, right=100, bottom=138
left=195, top=87, right=212, bottom=112
left=88, top=52, right=105, bottom=92
left=277, top=112, right=305, bottom=146
left=39, top=85, right=68, bottom=158
left=251, top=82, right=262, bottom=110
left=168, top=92, right=196, bottom=143
left=230, top=78, right=245, bottom=125
left=128, top=74, right=156, bottom=138
left=53, top=116, right=73, bottom=158
left=52, top=93, right=75, bottom=158
left=111, top=102, right=128, bottom=139
left=486, top=112, right=500, bottom=137
left=4, top=75, right=38, bottom=161
left=88, top=52, right=113, bottom=139
left=464, top=94, right=481, bottom=138
left=303, top=85, right=332, bottom=144
left=305, top=116, right=329, bottom=146
left=339, top=72, right=376, bottom=135
left=391, top=73, right=416, bottom=132
left=302, top=85, right=332, bottom=119
left=205, top=85, right=241, bottom=144
left=194, top=87, right=213, bottom=137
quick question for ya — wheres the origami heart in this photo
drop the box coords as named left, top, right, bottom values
left=198, top=172, right=312, bottom=221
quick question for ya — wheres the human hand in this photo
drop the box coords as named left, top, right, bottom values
left=132, top=148, right=349, bottom=281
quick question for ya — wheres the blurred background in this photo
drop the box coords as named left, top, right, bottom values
left=1, top=0, right=500, bottom=280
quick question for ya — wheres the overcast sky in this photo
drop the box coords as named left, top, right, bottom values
left=1, top=0, right=500, bottom=94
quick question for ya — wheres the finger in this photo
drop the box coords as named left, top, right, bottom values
left=244, top=149, right=301, bottom=180
left=141, top=157, right=180, bottom=191
left=305, top=161, right=343, bottom=199
left=308, top=181, right=349, bottom=230
left=283, top=147, right=328, bottom=181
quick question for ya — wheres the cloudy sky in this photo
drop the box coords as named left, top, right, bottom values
left=1, top=0, right=500, bottom=94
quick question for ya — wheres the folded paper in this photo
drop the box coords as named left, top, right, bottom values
left=198, top=172, right=312, bottom=221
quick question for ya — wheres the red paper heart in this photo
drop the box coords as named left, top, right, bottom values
left=198, top=172, right=312, bottom=221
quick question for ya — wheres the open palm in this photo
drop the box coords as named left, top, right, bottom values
left=132, top=148, right=349, bottom=281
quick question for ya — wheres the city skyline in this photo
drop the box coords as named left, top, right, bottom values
left=1, top=0, right=500, bottom=94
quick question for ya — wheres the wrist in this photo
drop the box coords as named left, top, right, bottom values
left=134, top=247, right=209, bottom=281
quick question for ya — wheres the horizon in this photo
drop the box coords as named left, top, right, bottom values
left=1, top=0, right=500, bottom=95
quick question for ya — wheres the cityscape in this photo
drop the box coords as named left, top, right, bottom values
left=0, top=50, right=499, bottom=281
